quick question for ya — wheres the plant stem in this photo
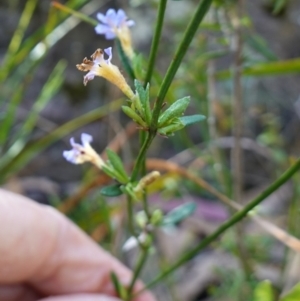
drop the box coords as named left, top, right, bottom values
left=151, top=0, right=213, bottom=129
left=52, top=2, right=98, bottom=26
left=230, top=0, right=253, bottom=279
left=139, top=157, right=300, bottom=291
left=131, top=133, right=155, bottom=182
left=144, top=0, right=168, bottom=87
left=127, top=195, right=136, bottom=237
left=127, top=247, right=149, bottom=299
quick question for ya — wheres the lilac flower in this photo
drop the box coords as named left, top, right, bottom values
left=95, top=9, right=135, bottom=59
left=95, top=9, right=135, bottom=39
left=76, top=47, right=135, bottom=100
left=63, top=133, right=104, bottom=168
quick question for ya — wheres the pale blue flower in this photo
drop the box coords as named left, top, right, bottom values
left=95, top=9, right=135, bottom=40
left=63, top=133, right=104, bottom=167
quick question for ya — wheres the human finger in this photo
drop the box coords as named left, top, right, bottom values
left=0, top=189, right=156, bottom=301
left=39, top=294, right=120, bottom=301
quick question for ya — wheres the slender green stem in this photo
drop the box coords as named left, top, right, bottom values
left=127, top=247, right=149, bottom=299
left=52, top=2, right=98, bottom=26
left=150, top=0, right=213, bottom=129
left=131, top=133, right=155, bottom=181
left=127, top=195, right=136, bottom=237
left=138, top=157, right=300, bottom=291
left=144, top=0, right=168, bottom=87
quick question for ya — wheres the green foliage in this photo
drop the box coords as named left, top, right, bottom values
left=122, top=105, right=148, bottom=128
left=4, top=1, right=300, bottom=300
left=100, top=184, right=123, bottom=197
left=158, top=96, right=190, bottom=127
left=253, top=280, right=274, bottom=301
left=162, top=202, right=197, bottom=225
left=134, top=80, right=152, bottom=124
left=279, top=283, right=300, bottom=301
left=106, top=149, right=129, bottom=184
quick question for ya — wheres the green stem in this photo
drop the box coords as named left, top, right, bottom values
left=150, top=0, right=213, bottom=129
left=139, top=157, right=300, bottom=291
left=131, top=133, right=155, bottom=181
left=144, top=0, right=168, bottom=87
left=127, top=195, right=136, bottom=237
left=127, top=247, right=149, bottom=299
left=52, top=2, right=98, bottom=26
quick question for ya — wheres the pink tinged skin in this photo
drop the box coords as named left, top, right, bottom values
left=0, top=189, right=156, bottom=301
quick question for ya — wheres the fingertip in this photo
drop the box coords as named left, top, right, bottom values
left=38, top=294, right=121, bottom=301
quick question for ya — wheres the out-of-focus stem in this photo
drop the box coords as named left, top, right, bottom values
left=139, top=156, right=300, bottom=292
left=207, top=60, right=228, bottom=193
left=231, top=0, right=253, bottom=279
left=144, top=0, right=168, bottom=87
left=127, top=247, right=149, bottom=300
left=151, top=0, right=213, bottom=129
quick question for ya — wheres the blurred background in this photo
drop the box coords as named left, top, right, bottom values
left=1, top=0, right=300, bottom=300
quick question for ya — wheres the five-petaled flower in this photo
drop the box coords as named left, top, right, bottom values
left=76, top=47, right=135, bottom=100
left=63, top=133, right=104, bottom=168
left=95, top=9, right=135, bottom=59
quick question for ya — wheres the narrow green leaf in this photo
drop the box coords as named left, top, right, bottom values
left=273, top=0, right=286, bottom=14
left=132, top=54, right=145, bottom=80
left=116, top=38, right=135, bottom=80
left=253, top=280, right=274, bottom=301
left=134, top=80, right=147, bottom=103
left=110, top=272, right=127, bottom=300
left=158, top=96, right=190, bottom=128
left=0, top=0, right=38, bottom=80
left=101, top=165, right=120, bottom=181
left=158, top=119, right=185, bottom=136
left=100, top=184, right=123, bottom=197
left=134, top=80, right=151, bottom=124
left=122, top=106, right=148, bottom=128
left=106, top=149, right=129, bottom=183
left=280, top=282, right=300, bottom=301
left=245, top=35, right=277, bottom=61
left=162, top=202, right=197, bottom=225
left=4, top=60, right=66, bottom=161
left=0, top=85, right=24, bottom=145
left=0, top=99, right=123, bottom=182
left=179, top=114, right=206, bottom=126
left=216, top=58, right=300, bottom=80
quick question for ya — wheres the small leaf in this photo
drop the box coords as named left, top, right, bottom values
left=158, top=119, right=185, bottom=136
left=110, top=272, right=128, bottom=300
left=116, top=38, right=135, bottom=80
left=102, top=165, right=119, bottom=180
left=106, top=149, right=129, bottom=183
left=162, top=202, right=196, bottom=225
left=122, top=106, right=148, bottom=128
left=100, top=184, right=123, bottom=197
left=134, top=80, right=151, bottom=124
left=280, top=282, right=300, bottom=301
left=253, top=280, right=274, bottom=301
left=131, top=54, right=144, bottom=80
left=134, top=80, right=148, bottom=104
left=179, top=114, right=206, bottom=126
left=158, top=96, right=190, bottom=128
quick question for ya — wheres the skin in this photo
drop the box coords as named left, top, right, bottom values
left=0, top=189, right=157, bottom=301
